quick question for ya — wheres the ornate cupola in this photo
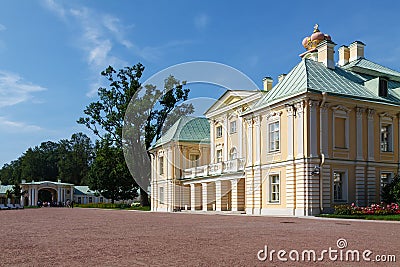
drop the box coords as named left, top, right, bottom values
left=302, top=24, right=332, bottom=51
left=300, top=24, right=336, bottom=69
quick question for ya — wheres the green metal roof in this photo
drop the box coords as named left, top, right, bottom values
left=73, top=186, right=97, bottom=196
left=152, top=116, right=210, bottom=148
left=0, top=185, right=13, bottom=194
left=250, top=58, right=400, bottom=112
left=342, top=58, right=400, bottom=82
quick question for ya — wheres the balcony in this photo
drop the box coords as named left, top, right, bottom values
left=182, top=158, right=245, bottom=179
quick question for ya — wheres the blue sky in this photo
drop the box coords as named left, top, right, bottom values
left=1, top=0, right=400, bottom=166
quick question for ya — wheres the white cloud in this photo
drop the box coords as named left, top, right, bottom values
left=194, top=14, right=209, bottom=30
left=0, top=71, right=46, bottom=107
left=0, top=116, right=43, bottom=132
left=42, top=0, right=66, bottom=19
left=0, top=24, right=6, bottom=31
left=43, top=1, right=192, bottom=96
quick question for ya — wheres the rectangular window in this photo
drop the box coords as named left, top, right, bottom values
left=334, top=117, right=346, bottom=148
left=159, top=187, right=164, bottom=204
left=379, top=78, right=388, bottom=97
left=216, top=126, right=223, bottom=138
left=268, top=121, right=280, bottom=152
left=380, top=173, right=392, bottom=189
left=333, top=171, right=346, bottom=202
left=190, top=154, right=200, bottom=168
left=381, top=124, right=392, bottom=152
left=230, top=121, right=237, bottom=134
left=159, top=156, right=164, bottom=175
left=216, top=149, right=223, bottom=163
left=270, top=174, right=280, bottom=202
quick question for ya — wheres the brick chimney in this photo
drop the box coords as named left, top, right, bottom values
left=262, top=77, right=273, bottom=91
left=317, top=40, right=336, bottom=69
left=349, top=41, right=365, bottom=62
left=338, top=45, right=350, bottom=66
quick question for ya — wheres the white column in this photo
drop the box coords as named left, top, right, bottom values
left=254, top=116, right=261, bottom=165
left=309, top=100, right=318, bottom=157
left=215, top=180, right=222, bottom=211
left=223, top=115, right=229, bottom=160
left=356, top=108, right=364, bottom=160
left=34, top=188, right=38, bottom=206
left=209, top=120, right=214, bottom=163
left=296, top=101, right=305, bottom=158
left=29, top=188, right=32, bottom=206
left=367, top=109, right=375, bottom=161
left=286, top=105, right=294, bottom=160
left=246, top=118, right=253, bottom=166
left=70, top=186, right=74, bottom=202
left=202, top=183, right=208, bottom=211
left=238, top=116, right=243, bottom=158
left=190, top=184, right=196, bottom=211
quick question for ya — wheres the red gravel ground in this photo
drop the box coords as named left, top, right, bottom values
left=0, top=208, right=399, bottom=266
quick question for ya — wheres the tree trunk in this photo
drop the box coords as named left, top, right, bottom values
left=140, top=188, right=150, bottom=206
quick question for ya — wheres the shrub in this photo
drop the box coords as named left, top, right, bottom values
left=381, top=174, right=400, bottom=204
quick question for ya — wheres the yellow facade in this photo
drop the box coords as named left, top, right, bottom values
left=150, top=30, right=400, bottom=216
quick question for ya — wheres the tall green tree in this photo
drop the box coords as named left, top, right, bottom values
left=0, top=159, right=21, bottom=185
left=88, top=140, right=137, bottom=203
left=20, top=141, right=59, bottom=182
left=78, top=63, right=193, bottom=206
left=58, top=133, right=93, bottom=185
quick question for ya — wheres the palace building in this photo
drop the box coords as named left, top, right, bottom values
left=150, top=25, right=400, bottom=216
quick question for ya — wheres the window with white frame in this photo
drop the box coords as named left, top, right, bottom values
left=268, top=121, right=280, bottom=152
left=229, top=147, right=237, bottom=160
left=190, top=154, right=200, bottom=168
left=159, top=187, right=164, bottom=204
left=216, top=149, right=223, bottom=163
left=380, top=124, right=392, bottom=152
left=230, top=120, right=237, bottom=134
left=333, top=171, right=347, bottom=202
left=216, top=125, right=223, bottom=138
left=269, top=174, right=280, bottom=202
left=159, top=156, right=164, bottom=175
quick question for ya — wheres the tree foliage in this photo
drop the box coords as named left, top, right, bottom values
left=58, top=133, right=93, bottom=185
left=87, top=140, right=137, bottom=203
left=0, top=133, right=93, bottom=185
left=78, top=63, right=193, bottom=206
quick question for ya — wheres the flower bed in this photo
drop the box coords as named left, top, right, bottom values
left=334, top=203, right=400, bottom=215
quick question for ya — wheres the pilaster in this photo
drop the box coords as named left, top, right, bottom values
left=286, top=105, right=294, bottom=160
left=309, top=100, right=319, bottom=157
left=295, top=101, right=305, bottom=158
left=367, top=109, right=375, bottom=161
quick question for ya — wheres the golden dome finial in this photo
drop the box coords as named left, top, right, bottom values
left=302, top=24, right=332, bottom=51
left=313, top=24, right=319, bottom=33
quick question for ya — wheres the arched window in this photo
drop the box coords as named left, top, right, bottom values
left=229, top=147, right=237, bottom=160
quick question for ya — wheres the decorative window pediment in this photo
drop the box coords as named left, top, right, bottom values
left=266, top=111, right=282, bottom=121
left=332, top=105, right=351, bottom=116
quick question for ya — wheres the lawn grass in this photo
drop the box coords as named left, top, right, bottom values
left=318, top=214, right=400, bottom=221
